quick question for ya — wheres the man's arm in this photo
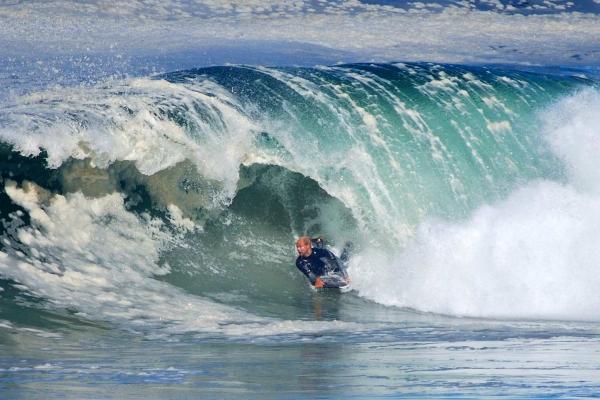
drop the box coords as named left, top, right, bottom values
left=296, top=258, right=325, bottom=287
left=296, top=258, right=317, bottom=284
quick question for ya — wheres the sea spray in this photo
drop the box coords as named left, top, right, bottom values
left=353, top=88, right=600, bottom=321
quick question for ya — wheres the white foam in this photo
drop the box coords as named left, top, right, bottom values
left=167, top=204, right=198, bottom=232
left=0, top=1, right=599, bottom=66
left=33, top=363, right=56, bottom=370
left=544, top=88, right=600, bottom=194
left=0, top=181, right=368, bottom=336
left=0, top=318, right=63, bottom=338
left=0, top=319, right=13, bottom=329
left=0, top=181, right=244, bottom=333
left=486, top=120, right=512, bottom=133
left=0, top=77, right=258, bottom=202
left=353, top=88, right=600, bottom=322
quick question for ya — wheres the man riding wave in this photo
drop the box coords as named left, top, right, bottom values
left=295, top=236, right=349, bottom=289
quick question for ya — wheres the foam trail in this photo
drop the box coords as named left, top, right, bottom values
left=353, top=88, right=600, bottom=322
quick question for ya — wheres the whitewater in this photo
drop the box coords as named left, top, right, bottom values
left=2, top=1, right=600, bottom=399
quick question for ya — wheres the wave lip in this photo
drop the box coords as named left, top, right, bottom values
left=1, top=78, right=257, bottom=197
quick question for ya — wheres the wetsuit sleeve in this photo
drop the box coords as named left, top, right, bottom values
left=296, top=257, right=317, bottom=284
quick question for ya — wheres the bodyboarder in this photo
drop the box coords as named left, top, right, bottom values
left=295, top=236, right=349, bottom=289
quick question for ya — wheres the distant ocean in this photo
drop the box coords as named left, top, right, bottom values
left=2, top=1, right=600, bottom=398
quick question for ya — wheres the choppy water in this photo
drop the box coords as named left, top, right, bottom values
left=4, top=305, right=600, bottom=398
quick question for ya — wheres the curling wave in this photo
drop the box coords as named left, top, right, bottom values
left=0, top=63, right=596, bottom=334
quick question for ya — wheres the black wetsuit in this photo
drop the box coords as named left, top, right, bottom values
left=295, top=247, right=345, bottom=286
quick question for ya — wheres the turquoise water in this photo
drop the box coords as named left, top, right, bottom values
left=1, top=62, right=600, bottom=398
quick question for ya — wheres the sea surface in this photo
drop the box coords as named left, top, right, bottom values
left=2, top=1, right=600, bottom=399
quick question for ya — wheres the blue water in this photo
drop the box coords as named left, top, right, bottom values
left=2, top=1, right=600, bottom=398
left=4, top=308, right=600, bottom=398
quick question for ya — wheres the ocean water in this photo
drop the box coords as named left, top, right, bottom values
left=2, top=1, right=600, bottom=399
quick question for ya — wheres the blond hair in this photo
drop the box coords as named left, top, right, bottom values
left=296, top=236, right=311, bottom=245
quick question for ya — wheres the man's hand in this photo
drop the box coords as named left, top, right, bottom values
left=314, top=277, right=325, bottom=288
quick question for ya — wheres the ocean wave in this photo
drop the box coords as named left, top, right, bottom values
left=0, top=63, right=596, bottom=334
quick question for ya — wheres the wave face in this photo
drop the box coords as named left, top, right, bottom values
left=0, top=63, right=597, bottom=334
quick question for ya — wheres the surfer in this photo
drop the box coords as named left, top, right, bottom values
left=295, top=236, right=349, bottom=289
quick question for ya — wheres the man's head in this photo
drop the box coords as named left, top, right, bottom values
left=296, top=236, right=312, bottom=258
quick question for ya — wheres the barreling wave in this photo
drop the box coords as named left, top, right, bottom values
left=0, top=62, right=597, bottom=335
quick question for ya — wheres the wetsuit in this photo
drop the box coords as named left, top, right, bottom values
left=295, top=247, right=345, bottom=286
